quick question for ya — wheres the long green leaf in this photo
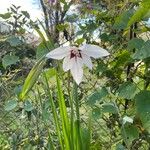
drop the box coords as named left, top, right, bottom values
left=56, top=72, right=70, bottom=149
left=43, top=73, right=64, bottom=149
left=19, top=57, right=46, bottom=100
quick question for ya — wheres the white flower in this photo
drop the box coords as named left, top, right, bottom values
left=46, top=44, right=109, bottom=84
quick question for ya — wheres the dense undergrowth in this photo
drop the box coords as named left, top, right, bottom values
left=1, top=0, right=150, bottom=149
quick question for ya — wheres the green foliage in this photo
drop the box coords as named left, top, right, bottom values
left=102, top=103, right=118, bottom=114
left=133, top=40, right=150, bottom=60
left=117, top=81, right=139, bottom=99
left=135, top=91, right=150, bottom=132
left=6, top=36, right=22, bottom=47
left=36, top=41, right=53, bottom=59
left=113, top=9, right=134, bottom=29
left=87, top=87, right=108, bottom=105
left=2, top=0, right=150, bottom=149
left=127, top=38, right=145, bottom=51
left=2, top=54, right=19, bottom=68
left=24, top=100, right=33, bottom=111
left=121, top=125, right=139, bottom=147
left=4, top=100, right=18, bottom=111
left=0, top=12, right=11, bottom=19
left=127, top=0, right=150, bottom=27
left=135, top=90, right=150, bottom=115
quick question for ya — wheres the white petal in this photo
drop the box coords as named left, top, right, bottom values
left=82, top=53, right=93, bottom=69
left=63, top=55, right=74, bottom=71
left=70, top=58, right=83, bottom=85
left=46, top=46, right=71, bottom=60
left=80, top=44, right=110, bottom=59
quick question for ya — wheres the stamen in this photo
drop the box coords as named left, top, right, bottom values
left=70, top=49, right=82, bottom=59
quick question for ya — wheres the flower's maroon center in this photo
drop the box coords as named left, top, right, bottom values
left=70, top=49, right=82, bottom=59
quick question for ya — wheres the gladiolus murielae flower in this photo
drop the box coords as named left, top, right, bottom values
left=46, top=44, right=109, bottom=84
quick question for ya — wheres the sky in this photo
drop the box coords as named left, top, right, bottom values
left=0, top=0, right=42, bottom=21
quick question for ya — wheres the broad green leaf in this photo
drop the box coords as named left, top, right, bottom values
left=0, top=12, right=11, bottom=19
left=56, top=24, right=68, bottom=31
left=115, top=143, right=126, bottom=150
left=113, top=9, right=134, bottom=29
left=127, top=1, right=150, bottom=27
left=127, top=38, right=145, bottom=51
left=100, top=33, right=109, bottom=42
left=6, top=36, right=22, bottom=47
left=19, top=57, right=46, bottom=100
left=117, top=81, right=139, bottom=99
left=24, top=100, right=33, bottom=111
left=121, top=125, right=139, bottom=147
left=139, top=113, right=150, bottom=133
left=2, top=54, right=19, bottom=68
left=133, top=40, right=150, bottom=60
left=113, top=50, right=131, bottom=68
left=87, top=87, right=108, bottom=105
left=92, top=107, right=101, bottom=119
left=135, top=90, right=150, bottom=114
left=4, top=100, right=18, bottom=111
left=96, top=61, right=107, bottom=74
left=102, top=103, right=118, bottom=114
left=75, top=38, right=85, bottom=45
left=135, top=90, right=150, bottom=132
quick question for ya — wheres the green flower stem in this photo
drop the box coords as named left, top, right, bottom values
left=67, top=72, right=74, bottom=150
left=73, top=82, right=82, bottom=149
left=43, top=73, right=64, bottom=149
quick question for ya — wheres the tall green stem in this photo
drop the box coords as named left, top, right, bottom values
left=67, top=72, right=74, bottom=150
left=43, top=73, right=64, bottom=149
left=73, top=82, right=82, bottom=150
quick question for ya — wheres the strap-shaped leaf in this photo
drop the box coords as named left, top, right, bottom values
left=19, top=57, right=46, bottom=100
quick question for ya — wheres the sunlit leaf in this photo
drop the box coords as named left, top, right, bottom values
left=127, top=0, right=150, bottom=27
left=43, top=68, right=56, bottom=79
